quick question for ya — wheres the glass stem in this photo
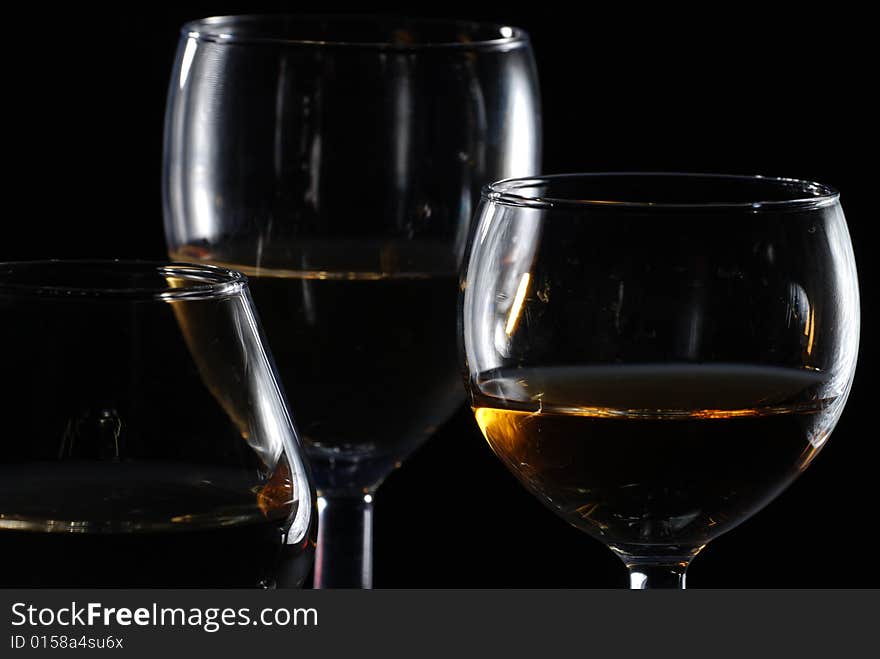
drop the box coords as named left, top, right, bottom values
left=623, top=556, right=691, bottom=589
left=313, top=493, right=374, bottom=589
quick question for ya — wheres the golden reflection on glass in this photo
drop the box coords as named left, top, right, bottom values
left=505, top=272, right=531, bottom=336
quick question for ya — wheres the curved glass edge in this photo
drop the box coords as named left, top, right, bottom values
left=182, top=14, right=531, bottom=51
left=0, top=261, right=248, bottom=301
left=482, top=172, right=841, bottom=212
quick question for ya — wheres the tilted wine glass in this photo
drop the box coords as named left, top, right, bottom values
left=163, top=15, right=541, bottom=587
left=461, top=173, right=859, bottom=588
left=0, top=261, right=315, bottom=587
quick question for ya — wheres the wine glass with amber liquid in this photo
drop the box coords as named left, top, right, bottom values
left=461, top=173, right=859, bottom=588
left=163, top=15, right=541, bottom=587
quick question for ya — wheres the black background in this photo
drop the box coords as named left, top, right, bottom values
left=4, top=3, right=873, bottom=586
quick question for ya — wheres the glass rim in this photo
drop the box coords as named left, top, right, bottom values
left=483, top=172, right=841, bottom=211
left=0, top=260, right=247, bottom=300
left=181, top=14, right=530, bottom=50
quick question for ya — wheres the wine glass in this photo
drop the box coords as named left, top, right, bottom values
left=163, top=15, right=541, bottom=587
left=0, top=261, right=315, bottom=587
left=461, top=173, right=859, bottom=588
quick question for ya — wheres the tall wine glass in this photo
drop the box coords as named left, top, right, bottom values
left=163, top=15, right=541, bottom=587
left=461, top=173, right=859, bottom=588
left=0, top=261, right=315, bottom=587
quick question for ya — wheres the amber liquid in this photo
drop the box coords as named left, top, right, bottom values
left=172, top=242, right=464, bottom=493
left=473, top=364, right=838, bottom=553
